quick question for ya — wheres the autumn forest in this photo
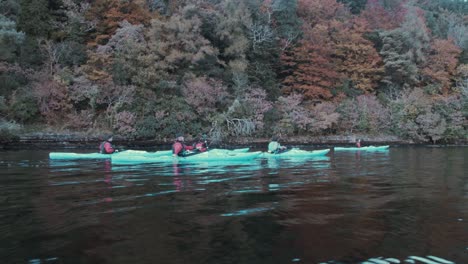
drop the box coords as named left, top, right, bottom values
left=1, top=0, right=467, bottom=143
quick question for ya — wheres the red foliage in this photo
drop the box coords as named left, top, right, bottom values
left=360, top=0, right=406, bottom=30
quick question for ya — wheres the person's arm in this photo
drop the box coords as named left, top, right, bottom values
left=173, top=143, right=182, bottom=156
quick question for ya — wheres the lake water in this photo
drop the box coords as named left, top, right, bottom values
left=0, top=146, right=467, bottom=264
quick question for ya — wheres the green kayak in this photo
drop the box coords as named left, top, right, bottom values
left=334, top=145, right=390, bottom=151
left=111, top=151, right=262, bottom=164
left=49, top=148, right=250, bottom=160
left=262, top=148, right=330, bottom=157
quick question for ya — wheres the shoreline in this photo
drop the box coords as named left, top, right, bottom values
left=1, top=132, right=467, bottom=150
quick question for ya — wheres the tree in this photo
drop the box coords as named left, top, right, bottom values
left=182, top=76, right=229, bottom=118
left=274, top=93, right=313, bottom=134
left=17, top=0, right=52, bottom=37
left=337, top=94, right=390, bottom=133
left=361, top=0, right=406, bottom=30
left=334, top=17, right=384, bottom=93
left=0, top=15, right=25, bottom=62
left=337, top=0, right=367, bottom=15
left=98, top=20, right=146, bottom=85
left=379, top=4, right=430, bottom=90
left=281, top=24, right=341, bottom=100
left=297, top=0, right=349, bottom=26
left=214, top=0, right=252, bottom=94
left=0, top=0, right=20, bottom=21
left=270, top=0, right=302, bottom=51
left=422, top=38, right=461, bottom=94
left=133, top=5, right=218, bottom=92
left=86, top=0, right=151, bottom=46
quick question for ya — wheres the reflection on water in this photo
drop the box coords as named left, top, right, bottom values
left=0, top=147, right=467, bottom=264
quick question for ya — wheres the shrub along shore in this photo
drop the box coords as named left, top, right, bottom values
left=2, top=132, right=466, bottom=150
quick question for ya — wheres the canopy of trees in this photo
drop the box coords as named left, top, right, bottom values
left=0, top=0, right=467, bottom=143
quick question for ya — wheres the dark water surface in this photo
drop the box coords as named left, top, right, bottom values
left=0, top=146, right=467, bottom=264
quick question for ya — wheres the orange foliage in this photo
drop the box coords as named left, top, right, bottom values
left=282, top=0, right=350, bottom=100
left=333, top=18, right=383, bottom=93
left=282, top=24, right=341, bottom=100
left=422, top=39, right=461, bottom=94
left=86, top=0, right=151, bottom=46
left=82, top=52, right=112, bottom=81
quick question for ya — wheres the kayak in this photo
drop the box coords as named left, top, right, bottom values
left=334, top=145, right=390, bottom=151
left=111, top=151, right=262, bottom=164
left=48, top=148, right=250, bottom=160
left=48, top=150, right=170, bottom=160
left=262, top=148, right=330, bottom=157
left=49, top=152, right=114, bottom=160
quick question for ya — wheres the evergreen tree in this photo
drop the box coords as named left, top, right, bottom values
left=17, top=0, right=52, bottom=37
left=0, top=15, right=25, bottom=62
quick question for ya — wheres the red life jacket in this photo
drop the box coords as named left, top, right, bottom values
left=99, top=141, right=115, bottom=154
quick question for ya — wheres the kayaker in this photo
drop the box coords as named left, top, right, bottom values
left=172, top=135, right=194, bottom=157
left=268, top=136, right=287, bottom=154
left=193, top=134, right=208, bottom=152
left=356, top=139, right=361, bottom=148
left=99, top=135, right=117, bottom=154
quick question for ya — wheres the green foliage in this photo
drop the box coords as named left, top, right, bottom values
left=332, top=79, right=364, bottom=97
left=17, top=0, right=52, bottom=37
left=18, top=36, right=44, bottom=67
left=386, top=89, right=463, bottom=142
left=57, top=41, right=87, bottom=67
left=420, top=0, right=468, bottom=14
left=134, top=95, right=202, bottom=139
left=0, top=118, right=21, bottom=147
left=0, top=15, right=25, bottom=62
left=272, top=0, right=302, bottom=43
left=9, top=88, right=39, bottom=122
left=0, top=70, right=28, bottom=97
left=379, top=30, right=420, bottom=89
left=337, top=0, right=367, bottom=14
left=0, top=0, right=20, bottom=21
left=432, top=96, right=465, bottom=140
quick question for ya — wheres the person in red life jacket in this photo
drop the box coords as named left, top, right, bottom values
left=99, top=135, right=117, bottom=154
left=356, top=139, right=361, bottom=148
left=193, top=134, right=208, bottom=152
left=172, top=135, right=194, bottom=157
